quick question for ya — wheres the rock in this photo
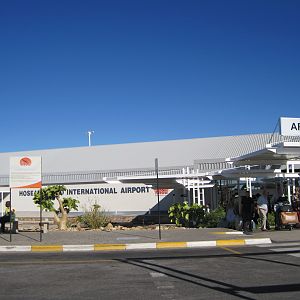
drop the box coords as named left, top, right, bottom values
left=79, top=222, right=88, bottom=229
left=105, top=223, right=114, bottom=231
left=76, top=223, right=81, bottom=231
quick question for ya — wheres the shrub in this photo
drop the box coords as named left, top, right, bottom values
left=267, top=212, right=275, bottom=228
left=168, top=202, right=206, bottom=228
left=187, top=203, right=206, bottom=227
left=79, top=203, right=110, bottom=229
left=202, top=207, right=226, bottom=228
left=168, top=202, right=189, bottom=227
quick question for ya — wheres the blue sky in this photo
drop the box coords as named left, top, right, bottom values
left=1, top=0, right=300, bottom=152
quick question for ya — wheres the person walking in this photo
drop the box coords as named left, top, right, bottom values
left=257, top=190, right=268, bottom=231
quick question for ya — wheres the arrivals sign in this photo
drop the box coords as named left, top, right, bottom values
left=280, top=117, right=300, bottom=136
left=10, top=156, right=42, bottom=188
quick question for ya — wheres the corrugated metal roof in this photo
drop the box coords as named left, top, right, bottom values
left=0, top=133, right=299, bottom=178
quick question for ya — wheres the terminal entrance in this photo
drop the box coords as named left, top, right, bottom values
left=179, top=177, right=215, bottom=208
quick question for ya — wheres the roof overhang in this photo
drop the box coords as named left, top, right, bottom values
left=104, top=172, right=213, bottom=189
left=227, top=142, right=300, bottom=167
left=220, top=142, right=300, bottom=180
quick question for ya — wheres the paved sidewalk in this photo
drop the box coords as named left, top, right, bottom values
left=0, top=227, right=299, bottom=252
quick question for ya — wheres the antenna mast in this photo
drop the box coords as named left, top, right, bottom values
left=87, top=130, right=94, bottom=147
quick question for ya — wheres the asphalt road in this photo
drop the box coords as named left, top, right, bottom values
left=0, top=243, right=300, bottom=300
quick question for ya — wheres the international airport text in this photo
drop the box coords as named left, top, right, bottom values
left=18, top=186, right=151, bottom=197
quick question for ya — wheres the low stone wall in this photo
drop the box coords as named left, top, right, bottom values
left=15, top=213, right=172, bottom=232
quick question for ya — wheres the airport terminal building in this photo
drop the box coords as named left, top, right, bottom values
left=1, top=132, right=300, bottom=217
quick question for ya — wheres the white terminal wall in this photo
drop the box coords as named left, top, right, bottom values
left=10, top=183, right=182, bottom=217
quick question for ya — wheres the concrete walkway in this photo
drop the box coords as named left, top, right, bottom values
left=0, top=227, right=299, bottom=252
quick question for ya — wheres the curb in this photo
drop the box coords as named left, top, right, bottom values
left=0, top=238, right=272, bottom=253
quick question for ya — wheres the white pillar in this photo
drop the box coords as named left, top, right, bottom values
left=293, top=178, right=296, bottom=195
left=287, top=162, right=291, bottom=204
left=202, top=188, right=205, bottom=206
left=193, top=179, right=196, bottom=203
left=249, top=178, right=252, bottom=198
left=287, top=179, right=291, bottom=204
left=292, top=162, right=296, bottom=195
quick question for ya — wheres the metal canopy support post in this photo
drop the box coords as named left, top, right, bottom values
left=193, top=181, right=196, bottom=205
left=286, top=160, right=300, bottom=200
left=155, top=158, right=161, bottom=240
left=286, top=161, right=291, bottom=204
left=287, top=179, right=291, bottom=204
left=9, top=188, right=12, bottom=242
left=246, top=177, right=252, bottom=198
left=293, top=178, right=296, bottom=195
left=291, top=162, right=296, bottom=195
left=202, top=188, right=205, bottom=206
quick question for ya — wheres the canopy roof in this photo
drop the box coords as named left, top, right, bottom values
left=229, top=142, right=300, bottom=166
left=218, top=142, right=300, bottom=179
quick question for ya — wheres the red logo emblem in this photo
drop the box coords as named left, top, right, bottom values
left=154, top=189, right=169, bottom=196
left=20, top=157, right=32, bottom=166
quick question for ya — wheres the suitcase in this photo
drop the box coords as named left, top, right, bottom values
left=280, top=212, right=299, bottom=225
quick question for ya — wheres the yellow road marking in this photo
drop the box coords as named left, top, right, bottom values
left=219, top=246, right=242, bottom=255
left=216, top=239, right=245, bottom=246
left=94, top=244, right=126, bottom=251
left=31, top=245, right=63, bottom=252
left=156, top=242, right=187, bottom=249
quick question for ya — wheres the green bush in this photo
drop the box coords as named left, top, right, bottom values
left=267, top=212, right=275, bottom=228
left=202, top=207, right=226, bottom=228
left=187, top=203, right=206, bottom=227
left=78, top=203, right=110, bottom=229
left=168, top=202, right=206, bottom=228
left=168, top=202, right=188, bottom=227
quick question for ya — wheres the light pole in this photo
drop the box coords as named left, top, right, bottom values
left=87, top=130, right=94, bottom=147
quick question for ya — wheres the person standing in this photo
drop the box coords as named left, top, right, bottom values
left=241, top=191, right=254, bottom=232
left=225, top=197, right=236, bottom=229
left=0, top=201, right=13, bottom=233
left=257, top=190, right=268, bottom=231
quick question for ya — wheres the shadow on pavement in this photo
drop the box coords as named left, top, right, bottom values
left=109, top=230, right=158, bottom=240
left=0, top=234, right=10, bottom=242
left=118, top=258, right=255, bottom=300
left=13, top=232, right=41, bottom=242
left=117, top=249, right=300, bottom=300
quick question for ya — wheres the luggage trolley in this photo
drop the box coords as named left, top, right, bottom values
left=274, top=198, right=299, bottom=230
